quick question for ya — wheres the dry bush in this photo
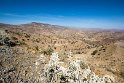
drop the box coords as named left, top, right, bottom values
left=91, top=50, right=98, bottom=55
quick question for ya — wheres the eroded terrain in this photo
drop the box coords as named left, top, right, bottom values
left=0, top=22, right=124, bottom=83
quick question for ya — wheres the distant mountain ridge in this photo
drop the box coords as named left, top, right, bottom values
left=0, top=22, right=124, bottom=32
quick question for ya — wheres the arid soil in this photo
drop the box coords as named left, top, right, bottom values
left=0, top=22, right=124, bottom=83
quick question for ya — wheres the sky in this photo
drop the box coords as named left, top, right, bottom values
left=0, top=0, right=124, bottom=29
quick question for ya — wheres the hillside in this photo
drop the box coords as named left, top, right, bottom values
left=0, top=22, right=124, bottom=83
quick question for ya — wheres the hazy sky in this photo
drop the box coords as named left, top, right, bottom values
left=0, top=0, right=124, bottom=29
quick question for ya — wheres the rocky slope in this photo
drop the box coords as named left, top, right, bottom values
left=0, top=22, right=124, bottom=83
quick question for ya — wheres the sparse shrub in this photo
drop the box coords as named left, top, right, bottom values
left=35, top=38, right=40, bottom=43
left=76, top=51, right=81, bottom=54
left=0, top=40, right=3, bottom=46
left=98, top=53, right=100, bottom=55
left=120, top=71, right=124, bottom=78
left=22, top=39, right=25, bottom=41
left=0, top=30, right=7, bottom=46
left=11, top=37, right=18, bottom=40
left=59, top=53, right=68, bottom=62
left=41, top=48, right=54, bottom=55
left=80, top=62, right=88, bottom=69
left=25, top=34, right=30, bottom=38
left=0, top=36, right=17, bottom=47
left=91, top=50, right=98, bottom=55
left=47, top=48, right=54, bottom=55
left=35, top=46, right=39, bottom=51
left=16, top=40, right=26, bottom=45
left=54, top=47, right=56, bottom=49
left=3, top=37, right=16, bottom=47
left=102, top=48, right=105, bottom=51
left=0, top=33, right=17, bottom=47
left=15, top=32, right=22, bottom=36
